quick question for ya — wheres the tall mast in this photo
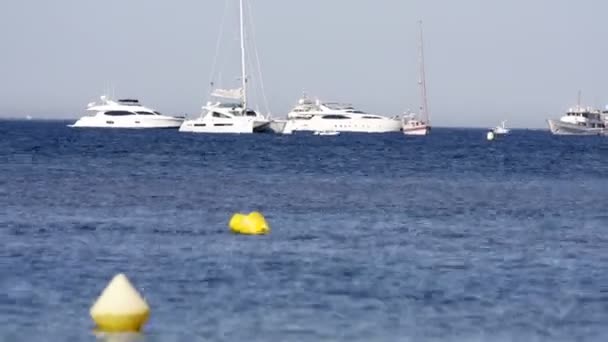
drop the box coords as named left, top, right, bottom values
left=239, top=0, right=247, bottom=109
left=418, top=20, right=430, bottom=124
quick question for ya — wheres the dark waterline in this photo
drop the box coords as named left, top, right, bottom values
left=1, top=120, right=607, bottom=341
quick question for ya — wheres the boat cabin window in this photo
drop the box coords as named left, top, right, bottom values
left=136, top=111, right=154, bottom=115
left=321, top=115, right=349, bottom=119
left=105, top=111, right=134, bottom=116
left=245, top=110, right=257, bottom=117
left=212, top=112, right=231, bottom=118
left=362, top=116, right=381, bottom=119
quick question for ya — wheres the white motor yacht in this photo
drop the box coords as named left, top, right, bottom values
left=281, top=96, right=401, bottom=134
left=547, top=106, right=607, bottom=135
left=69, top=96, right=184, bottom=129
left=547, top=92, right=607, bottom=135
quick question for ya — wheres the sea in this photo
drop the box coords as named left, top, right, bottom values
left=1, top=120, right=607, bottom=342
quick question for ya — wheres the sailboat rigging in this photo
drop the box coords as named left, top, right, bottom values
left=402, top=20, right=432, bottom=136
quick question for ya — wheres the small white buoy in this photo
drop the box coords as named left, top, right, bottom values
left=486, top=131, right=495, bottom=141
left=90, top=273, right=150, bottom=333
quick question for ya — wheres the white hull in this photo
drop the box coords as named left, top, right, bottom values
left=547, top=119, right=605, bottom=135
left=69, top=115, right=183, bottom=129
left=402, top=125, right=430, bottom=135
left=282, top=117, right=401, bottom=134
left=268, top=119, right=288, bottom=134
left=179, top=117, right=269, bottom=134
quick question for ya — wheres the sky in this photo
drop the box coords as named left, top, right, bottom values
left=0, top=0, right=607, bottom=128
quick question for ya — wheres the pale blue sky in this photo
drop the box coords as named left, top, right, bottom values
left=0, top=0, right=606, bottom=128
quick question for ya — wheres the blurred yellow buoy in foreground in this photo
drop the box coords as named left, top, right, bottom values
left=229, top=211, right=270, bottom=235
left=90, top=273, right=150, bottom=332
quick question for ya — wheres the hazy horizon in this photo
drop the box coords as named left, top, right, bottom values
left=1, top=0, right=607, bottom=128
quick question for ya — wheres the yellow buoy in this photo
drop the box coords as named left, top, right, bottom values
left=229, top=211, right=270, bottom=235
left=90, top=273, right=150, bottom=333
left=229, top=213, right=246, bottom=230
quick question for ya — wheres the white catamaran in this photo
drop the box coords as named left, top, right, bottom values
left=179, top=0, right=270, bottom=134
left=402, top=21, right=431, bottom=136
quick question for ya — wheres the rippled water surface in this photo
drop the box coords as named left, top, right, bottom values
left=1, top=120, right=607, bottom=341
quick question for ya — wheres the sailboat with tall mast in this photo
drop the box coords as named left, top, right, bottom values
left=179, top=0, right=270, bottom=134
left=402, top=21, right=431, bottom=136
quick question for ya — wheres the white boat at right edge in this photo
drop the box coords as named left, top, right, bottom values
left=547, top=92, right=607, bottom=135
left=402, top=20, right=431, bottom=136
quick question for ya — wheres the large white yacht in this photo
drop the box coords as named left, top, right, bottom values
left=281, top=95, right=401, bottom=134
left=547, top=104, right=607, bottom=135
left=547, top=92, right=607, bottom=135
left=69, top=96, right=184, bottom=129
left=179, top=0, right=270, bottom=134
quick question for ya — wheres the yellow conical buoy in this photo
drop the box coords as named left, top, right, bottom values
left=90, top=273, right=150, bottom=333
left=229, top=211, right=270, bottom=235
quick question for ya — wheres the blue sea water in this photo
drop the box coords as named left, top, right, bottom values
left=0, top=120, right=607, bottom=342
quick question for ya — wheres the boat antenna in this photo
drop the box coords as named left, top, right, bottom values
left=577, top=89, right=581, bottom=108
left=239, top=0, right=248, bottom=110
left=418, top=20, right=430, bottom=125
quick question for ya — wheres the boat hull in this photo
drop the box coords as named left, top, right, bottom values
left=313, top=131, right=340, bottom=136
left=69, top=116, right=183, bottom=129
left=492, top=128, right=509, bottom=135
left=267, top=119, right=288, bottom=134
left=282, top=118, right=401, bottom=134
left=402, top=125, right=430, bottom=136
left=547, top=119, right=605, bottom=135
left=179, top=117, right=269, bottom=134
